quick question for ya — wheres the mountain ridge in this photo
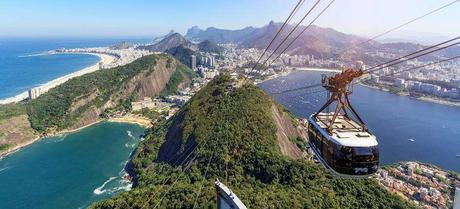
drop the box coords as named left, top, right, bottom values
left=185, top=21, right=460, bottom=61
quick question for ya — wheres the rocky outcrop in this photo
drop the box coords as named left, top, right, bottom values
left=134, top=58, right=177, bottom=98
left=0, top=115, right=38, bottom=157
left=270, top=104, right=304, bottom=159
left=69, top=57, right=178, bottom=130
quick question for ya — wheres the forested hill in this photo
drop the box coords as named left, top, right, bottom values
left=27, top=54, right=195, bottom=134
left=90, top=75, right=415, bottom=209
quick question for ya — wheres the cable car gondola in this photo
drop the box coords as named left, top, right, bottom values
left=307, top=68, right=379, bottom=177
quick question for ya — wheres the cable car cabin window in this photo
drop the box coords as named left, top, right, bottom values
left=332, top=145, right=379, bottom=175
left=308, top=124, right=322, bottom=152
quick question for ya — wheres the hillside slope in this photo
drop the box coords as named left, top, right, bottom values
left=26, top=54, right=194, bottom=134
left=91, top=75, right=415, bottom=209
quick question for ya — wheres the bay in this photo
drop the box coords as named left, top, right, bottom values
left=259, top=70, right=460, bottom=173
left=0, top=122, right=145, bottom=209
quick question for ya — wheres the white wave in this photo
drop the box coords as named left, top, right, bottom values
left=46, top=135, right=67, bottom=143
left=93, top=176, right=117, bottom=195
left=126, top=130, right=135, bottom=139
left=124, top=143, right=136, bottom=148
left=120, top=160, right=129, bottom=166
left=0, top=166, right=10, bottom=173
left=105, top=183, right=133, bottom=194
left=17, top=52, right=51, bottom=58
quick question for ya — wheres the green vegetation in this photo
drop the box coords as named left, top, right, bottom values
left=27, top=55, right=162, bottom=132
left=292, top=136, right=307, bottom=150
left=160, top=63, right=197, bottom=96
left=198, top=39, right=224, bottom=54
left=133, top=108, right=164, bottom=122
left=0, top=144, right=11, bottom=152
left=91, top=75, right=415, bottom=209
left=0, top=103, right=26, bottom=121
left=166, top=45, right=199, bottom=68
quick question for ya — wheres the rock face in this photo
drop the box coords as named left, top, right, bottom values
left=270, top=104, right=304, bottom=159
left=69, top=57, right=178, bottom=130
left=0, top=115, right=38, bottom=156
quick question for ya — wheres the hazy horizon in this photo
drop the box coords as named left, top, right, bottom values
left=1, top=0, right=459, bottom=42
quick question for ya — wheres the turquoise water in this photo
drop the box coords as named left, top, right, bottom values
left=0, top=37, right=151, bottom=99
left=260, top=70, right=460, bottom=173
left=0, top=122, right=145, bottom=209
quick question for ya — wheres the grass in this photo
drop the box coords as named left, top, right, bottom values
left=0, top=144, right=11, bottom=152
left=0, top=103, right=26, bottom=121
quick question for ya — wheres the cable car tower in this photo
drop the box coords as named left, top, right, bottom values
left=313, top=68, right=367, bottom=133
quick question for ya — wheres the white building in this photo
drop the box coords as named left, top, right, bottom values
left=165, top=95, right=191, bottom=106
left=407, top=81, right=422, bottom=92
left=197, top=66, right=219, bottom=79
left=420, top=83, right=441, bottom=94
left=191, top=55, right=197, bottom=70
left=28, top=87, right=42, bottom=99
left=454, top=187, right=460, bottom=209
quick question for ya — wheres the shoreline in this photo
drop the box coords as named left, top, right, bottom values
left=359, top=81, right=460, bottom=108
left=0, top=116, right=149, bottom=159
left=0, top=52, right=117, bottom=104
left=262, top=68, right=460, bottom=108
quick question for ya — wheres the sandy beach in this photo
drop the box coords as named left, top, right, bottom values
left=0, top=52, right=116, bottom=104
left=108, top=115, right=152, bottom=128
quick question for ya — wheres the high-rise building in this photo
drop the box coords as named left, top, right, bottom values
left=209, top=56, right=215, bottom=68
left=28, top=87, right=42, bottom=100
left=191, top=55, right=197, bottom=70
left=454, top=187, right=460, bottom=209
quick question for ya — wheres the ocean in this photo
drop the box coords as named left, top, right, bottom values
left=259, top=70, right=460, bottom=173
left=0, top=37, right=151, bottom=99
left=0, top=122, right=145, bottom=209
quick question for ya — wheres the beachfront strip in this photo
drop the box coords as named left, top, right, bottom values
left=55, top=46, right=152, bottom=69
left=0, top=46, right=153, bottom=104
left=375, top=162, right=460, bottom=209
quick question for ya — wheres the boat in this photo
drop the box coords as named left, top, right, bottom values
left=408, top=138, right=415, bottom=142
left=456, top=154, right=460, bottom=158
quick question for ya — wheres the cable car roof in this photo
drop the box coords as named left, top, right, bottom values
left=309, top=113, right=378, bottom=147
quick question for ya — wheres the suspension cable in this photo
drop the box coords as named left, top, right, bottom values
left=266, top=0, right=336, bottom=67
left=251, top=0, right=323, bottom=74
left=250, top=0, right=305, bottom=71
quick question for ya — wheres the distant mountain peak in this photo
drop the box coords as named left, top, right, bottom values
left=185, top=26, right=204, bottom=38
left=138, top=32, right=193, bottom=52
left=166, top=30, right=175, bottom=36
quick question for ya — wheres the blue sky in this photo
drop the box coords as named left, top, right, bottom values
left=1, top=0, right=459, bottom=39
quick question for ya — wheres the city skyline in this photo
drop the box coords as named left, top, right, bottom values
left=1, top=0, right=459, bottom=40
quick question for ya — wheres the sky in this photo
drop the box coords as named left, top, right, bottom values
left=0, top=0, right=459, bottom=40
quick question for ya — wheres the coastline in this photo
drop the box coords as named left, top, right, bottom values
left=359, top=81, right=460, bottom=108
left=262, top=68, right=460, bottom=108
left=0, top=52, right=117, bottom=104
left=0, top=116, right=149, bottom=159
left=108, top=115, right=152, bottom=128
